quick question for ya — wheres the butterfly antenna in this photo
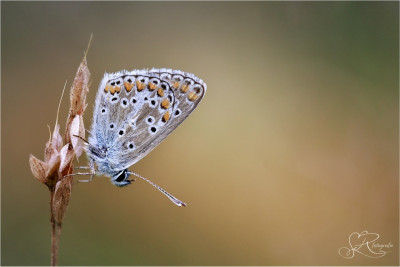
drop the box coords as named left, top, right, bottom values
left=128, top=171, right=187, bottom=207
left=72, top=134, right=90, bottom=144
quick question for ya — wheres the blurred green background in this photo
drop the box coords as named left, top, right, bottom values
left=1, top=1, right=398, bottom=266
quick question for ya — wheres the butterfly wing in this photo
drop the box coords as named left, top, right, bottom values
left=88, top=69, right=206, bottom=176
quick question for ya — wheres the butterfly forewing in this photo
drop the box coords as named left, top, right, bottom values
left=88, top=69, right=206, bottom=175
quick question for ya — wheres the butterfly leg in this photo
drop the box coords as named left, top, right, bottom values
left=77, top=174, right=95, bottom=183
left=77, top=160, right=96, bottom=183
left=63, top=161, right=96, bottom=183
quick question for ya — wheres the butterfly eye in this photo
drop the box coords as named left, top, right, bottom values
left=114, top=170, right=129, bottom=183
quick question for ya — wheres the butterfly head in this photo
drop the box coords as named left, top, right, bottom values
left=111, top=169, right=134, bottom=187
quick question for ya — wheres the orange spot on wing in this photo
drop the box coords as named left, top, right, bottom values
left=172, top=81, right=180, bottom=89
left=188, top=91, right=199, bottom=101
left=157, top=88, right=165, bottom=97
left=162, top=111, right=170, bottom=122
left=115, top=86, right=121, bottom=93
left=124, top=81, right=133, bottom=92
left=180, top=84, right=189, bottom=93
left=161, top=99, right=170, bottom=109
left=136, top=80, right=145, bottom=91
left=109, top=86, right=116, bottom=94
left=148, top=82, right=157, bottom=91
left=104, top=84, right=110, bottom=92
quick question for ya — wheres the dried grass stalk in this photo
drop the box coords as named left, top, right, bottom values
left=29, top=36, right=91, bottom=266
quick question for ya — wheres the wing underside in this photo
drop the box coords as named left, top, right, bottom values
left=88, top=69, right=206, bottom=173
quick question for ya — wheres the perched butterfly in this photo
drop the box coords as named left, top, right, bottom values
left=78, top=69, right=206, bottom=206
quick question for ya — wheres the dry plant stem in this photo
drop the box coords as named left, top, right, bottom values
left=51, top=223, right=58, bottom=266
left=50, top=190, right=59, bottom=267
left=52, top=223, right=62, bottom=266
left=29, top=36, right=91, bottom=266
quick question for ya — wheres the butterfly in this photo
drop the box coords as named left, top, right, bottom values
left=79, top=68, right=206, bottom=206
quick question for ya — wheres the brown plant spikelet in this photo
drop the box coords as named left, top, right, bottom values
left=29, top=36, right=92, bottom=266
left=29, top=51, right=90, bottom=224
left=52, top=175, right=73, bottom=225
left=65, top=55, right=90, bottom=146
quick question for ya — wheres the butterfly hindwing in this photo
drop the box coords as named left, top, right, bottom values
left=88, top=69, right=206, bottom=176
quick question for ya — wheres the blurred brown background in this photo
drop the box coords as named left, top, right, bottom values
left=2, top=2, right=398, bottom=266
